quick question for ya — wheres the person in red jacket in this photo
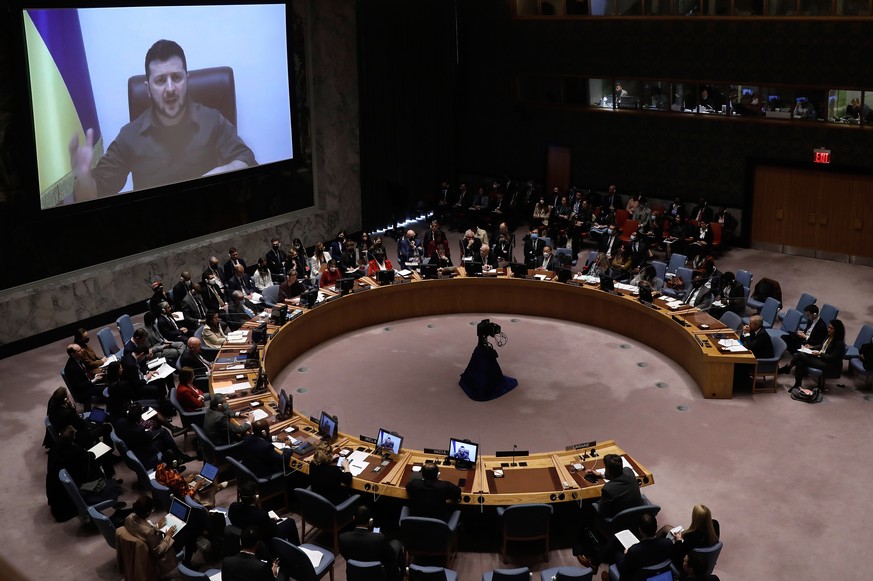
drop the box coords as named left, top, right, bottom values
left=176, top=367, right=209, bottom=412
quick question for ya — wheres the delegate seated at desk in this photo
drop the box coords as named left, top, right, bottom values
left=68, top=40, right=256, bottom=202
left=405, top=463, right=461, bottom=522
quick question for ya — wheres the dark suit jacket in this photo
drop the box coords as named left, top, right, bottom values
left=683, top=286, right=714, bottom=311
left=112, top=416, right=159, bottom=468
left=157, top=313, right=187, bottom=342
left=599, top=233, right=622, bottom=256
left=597, top=467, right=642, bottom=519
left=171, top=280, right=189, bottom=310
left=538, top=253, right=558, bottom=271
left=265, top=248, right=287, bottom=277
left=309, top=462, right=353, bottom=505
left=339, top=528, right=402, bottom=581
left=63, top=356, right=97, bottom=403
left=472, top=252, right=498, bottom=269
left=226, top=273, right=255, bottom=298
left=523, top=237, right=545, bottom=263
left=223, top=258, right=248, bottom=282
left=239, top=435, right=284, bottom=478
left=180, top=292, right=207, bottom=330
left=222, top=551, right=274, bottom=581
left=742, top=327, right=774, bottom=359
left=618, top=537, right=673, bottom=581
left=405, top=478, right=461, bottom=521
left=804, top=318, right=828, bottom=349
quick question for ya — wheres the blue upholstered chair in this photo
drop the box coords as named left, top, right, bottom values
left=87, top=505, right=117, bottom=549
left=273, top=537, right=335, bottom=581
left=539, top=566, right=593, bottom=581
left=754, top=335, right=787, bottom=394
left=496, top=503, right=553, bottom=563
left=97, top=327, right=122, bottom=357
left=347, top=559, right=387, bottom=581
left=399, top=505, right=461, bottom=568
left=482, top=567, right=532, bottom=581
left=58, top=468, right=118, bottom=524
left=408, top=564, right=459, bottom=581
left=295, top=486, right=360, bottom=553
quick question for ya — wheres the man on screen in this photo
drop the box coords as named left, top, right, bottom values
left=68, top=39, right=256, bottom=201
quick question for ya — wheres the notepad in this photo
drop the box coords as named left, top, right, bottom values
left=88, top=441, right=112, bottom=459
left=615, top=529, right=640, bottom=550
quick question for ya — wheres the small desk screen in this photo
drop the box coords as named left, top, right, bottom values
left=376, top=428, right=403, bottom=455
left=449, top=438, right=478, bottom=463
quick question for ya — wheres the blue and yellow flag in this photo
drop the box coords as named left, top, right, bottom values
left=25, top=9, right=103, bottom=207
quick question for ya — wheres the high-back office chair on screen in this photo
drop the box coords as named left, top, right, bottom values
left=128, top=66, right=237, bottom=127
left=399, top=505, right=461, bottom=568
left=776, top=293, right=816, bottom=324
left=88, top=505, right=117, bottom=550
left=607, top=558, right=671, bottom=581
left=273, top=537, right=335, bottom=581
left=754, top=335, right=787, bottom=394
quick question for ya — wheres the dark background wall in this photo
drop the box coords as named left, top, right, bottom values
left=353, top=2, right=873, bottom=226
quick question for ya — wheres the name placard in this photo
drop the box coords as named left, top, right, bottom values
left=424, top=448, right=449, bottom=456
left=359, top=435, right=377, bottom=444
left=570, top=440, right=597, bottom=450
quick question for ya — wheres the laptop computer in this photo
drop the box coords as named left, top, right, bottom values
left=86, top=408, right=107, bottom=425
left=194, top=462, right=220, bottom=490
left=159, top=496, right=191, bottom=534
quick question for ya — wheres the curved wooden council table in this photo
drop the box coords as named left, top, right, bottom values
left=213, top=274, right=753, bottom=505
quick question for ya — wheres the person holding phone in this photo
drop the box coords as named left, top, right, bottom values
left=339, top=505, right=404, bottom=581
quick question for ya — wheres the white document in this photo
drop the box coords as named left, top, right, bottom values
left=172, top=311, right=184, bottom=321
left=100, top=354, right=117, bottom=368
left=250, top=409, right=269, bottom=422
left=212, top=382, right=251, bottom=395
left=208, top=572, right=222, bottom=581
left=147, top=356, right=167, bottom=370
left=151, top=362, right=176, bottom=379
left=227, top=331, right=249, bottom=344
left=224, top=364, right=245, bottom=371
left=88, top=441, right=112, bottom=459
left=300, top=546, right=323, bottom=568
left=396, top=269, right=413, bottom=277
left=798, top=347, right=813, bottom=354
left=250, top=292, right=263, bottom=303
left=141, top=408, right=158, bottom=421
left=615, top=529, right=640, bottom=550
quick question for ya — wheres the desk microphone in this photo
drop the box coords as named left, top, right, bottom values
left=511, top=444, right=518, bottom=467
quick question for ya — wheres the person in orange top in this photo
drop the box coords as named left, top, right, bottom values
left=175, top=367, right=209, bottom=412
left=154, top=459, right=226, bottom=509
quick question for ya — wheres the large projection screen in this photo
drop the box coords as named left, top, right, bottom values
left=23, top=3, right=294, bottom=209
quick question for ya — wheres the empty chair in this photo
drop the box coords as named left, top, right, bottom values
left=708, top=222, right=722, bottom=253
left=769, top=308, right=802, bottom=338
left=88, top=505, right=117, bottom=549
left=742, top=297, right=780, bottom=329
left=608, top=558, right=671, bottom=581
left=261, top=284, right=281, bottom=307
left=845, top=324, right=873, bottom=361
left=754, top=335, right=787, bottom=394
left=736, top=269, right=753, bottom=290
left=399, top=505, right=460, bottom=567
left=227, top=456, right=288, bottom=511
left=97, top=327, right=122, bottom=357
left=295, top=486, right=360, bottom=553
left=125, top=449, right=171, bottom=511
left=408, top=564, right=459, bottom=581
left=192, top=423, right=244, bottom=468
left=347, top=559, right=387, bottom=581
left=555, top=247, right=574, bottom=266
left=115, top=314, right=137, bottom=345
left=58, top=468, right=119, bottom=524
left=650, top=260, right=666, bottom=282
left=777, top=293, right=816, bottom=323
left=539, top=567, right=593, bottom=581
left=718, top=311, right=743, bottom=333
left=819, top=303, right=840, bottom=326
left=483, top=567, right=531, bottom=581
left=584, top=250, right=599, bottom=270
left=273, top=537, right=335, bottom=581
left=496, top=503, right=553, bottom=563
left=666, top=252, right=686, bottom=275
left=849, top=356, right=873, bottom=388
left=538, top=236, right=552, bottom=248
left=178, top=562, right=222, bottom=580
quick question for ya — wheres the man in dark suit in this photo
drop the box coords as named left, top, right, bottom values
left=180, top=283, right=208, bottom=331
left=741, top=315, right=775, bottom=359
left=239, top=419, right=286, bottom=478
left=339, top=505, right=404, bottom=581
left=222, top=526, right=279, bottom=581
left=537, top=245, right=558, bottom=271
left=523, top=231, right=546, bottom=267
left=229, top=482, right=300, bottom=551
left=171, top=272, right=192, bottom=310
left=615, top=513, right=673, bottom=581
left=223, top=247, right=247, bottom=282
left=682, top=271, right=715, bottom=311
left=472, top=243, right=498, bottom=271
left=265, top=237, right=287, bottom=282
left=690, top=198, right=714, bottom=224
left=119, top=329, right=167, bottom=400
left=782, top=304, right=827, bottom=355
left=602, top=184, right=622, bottom=211
left=179, top=337, right=211, bottom=387
left=405, top=462, right=461, bottom=522
left=63, top=343, right=105, bottom=410
left=576, top=453, right=643, bottom=569
left=157, top=301, right=190, bottom=342
left=226, top=264, right=255, bottom=299
left=598, top=225, right=622, bottom=259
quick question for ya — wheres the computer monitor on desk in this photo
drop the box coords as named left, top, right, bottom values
left=420, top=263, right=439, bottom=279
left=376, top=269, right=395, bottom=286
left=337, top=278, right=354, bottom=295
left=448, top=437, right=478, bottom=469
left=271, top=305, right=287, bottom=325
left=466, top=261, right=483, bottom=277
left=599, top=275, right=615, bottom=293
left=318, top=411, right=338, bottom=441
left=299, top=289, right=318, bottom=308
left=376, top=428, right=403, bottom=455
left=278, top=389, right=292, bottom=419
left=509, top=263, right=528, bottom=279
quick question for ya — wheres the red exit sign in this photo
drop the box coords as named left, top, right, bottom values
left=814, top=148, right=831, bottom=164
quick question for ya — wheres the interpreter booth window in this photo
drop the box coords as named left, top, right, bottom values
left=733, top=0, right=765, bottom=14
left=791, top=89, right=827, bottom=121
left=863, top=92, right=873, bottom=125
left=731, top=85, right=765, bottom=117
left=515, top=0, right=569, bottom=16
left=762, top=88, right=794, bottom=120
left=768, top=0, right=798, bottom=15
left=591, top=78, right=615, bottom=108
left=516, top=76, right=563, bottom=104
left=646, top=0, right=674, bottom=14
left=563, top=77, right=588, bottom=106
left=674, top=0, right=702, bottom=15
left=800, top=0, right=833, bottom=14
left=827, top=89, right=862, bottom=123
left=540, top=0, right=568, bottom=15
left=837, top=0, right=871, bottom=15
left=641, top=81, right=670, bottom=111
left=702, top=0, right=732, bottom=15
left=692, top=84, right=728, bottom=115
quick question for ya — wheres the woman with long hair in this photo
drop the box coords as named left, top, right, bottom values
left=668, top=504, right=720, bottom=569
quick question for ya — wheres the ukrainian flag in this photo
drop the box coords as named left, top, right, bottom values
left=25, top=9, right=103, bottom=207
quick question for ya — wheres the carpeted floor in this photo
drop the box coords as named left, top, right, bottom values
left=2, top=230, right=872, bottom=581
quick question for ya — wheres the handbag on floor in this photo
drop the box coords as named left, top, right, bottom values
left=791, top=386, right=822, bottom=404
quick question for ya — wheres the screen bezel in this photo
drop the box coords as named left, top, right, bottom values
left=448, top=438, right=479, bottom=464
left=318, top=411, right=338, bottom=440
left=376, top=428, right=403, bottom=455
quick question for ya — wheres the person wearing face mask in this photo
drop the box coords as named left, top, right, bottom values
left=201, top=256, right=225, bottom=290
left=320, top=259, right=342, bottom=288
left=537, top=245, right=557, bottom=271
left=367, top=248, right=394, bottom=278
left=308, top=241, right=333, bottom=285
left=252, top=259, right=273, bottom=292
left=628, top=230, right=651, bottom=272
left=524, top=229, right=546, bottom=268
left=397, top=229, right=422, bottom=269
left=599, top=224, right=622, bottom=260
left=201, top=272, right=226, bottom=312
left=329, top=231, right=347, bottom=262
left=73, top=328, right=105, bottom=373
left=532, top=196, right=552, bottom=232
left=223, top=247, right=247, bottom=283
left=265, top=237, right=287, bottom=282
left=149, top=280, right=173, bottom=317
